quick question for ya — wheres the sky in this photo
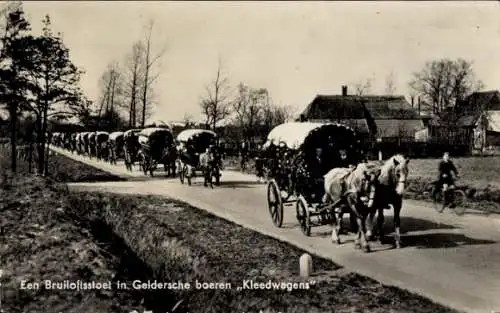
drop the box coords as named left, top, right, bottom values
left=21, top=1, right=500, bottom=123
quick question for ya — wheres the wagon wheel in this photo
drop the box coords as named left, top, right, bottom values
left=452, top=189, right=467, bottom=216
left=431, top=184, right=445, bottom=213
left=296, top=195, right=311, bottom=236
left=267, top=179, right=283, bottom=227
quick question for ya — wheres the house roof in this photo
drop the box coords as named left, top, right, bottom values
left=457, top=90, right=500, bottom=112
left=301, top=94, right=419, bottom=120
left=362, top=96, right=419, bottom=119
left=307, top=118, right=371, bottom=135
left=301, top=95, right=369, bottom=120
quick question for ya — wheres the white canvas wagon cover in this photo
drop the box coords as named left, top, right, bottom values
left=176, top=129, right=217, bottom=143
left=138, top=127, right=173, bottom=146
left=124, top=129, right=141, bottom=138
left=109, top=131, right=124, bottom=141
left=264, top=122, right=355, bottom=150
left=139, top=127, right=172, bottom=138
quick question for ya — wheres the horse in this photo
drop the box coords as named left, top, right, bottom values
left=70, top=133, right=78, bottom=154
left=123, top=135, right=139, bottom=172
left=88, top=132, right=97, bottom=158
left=161, top=144, right=178, bottom=177
left=365, top=154, right=410, bottom=249
left=323, top=163, right=378, bottom=252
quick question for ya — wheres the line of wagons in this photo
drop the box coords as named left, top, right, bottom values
left=52, top=121, right=411, bottom=252
left=50, top=125, right=223, bottom=187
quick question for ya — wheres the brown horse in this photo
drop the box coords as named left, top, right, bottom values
left=366, top=154, right=410, bottom=249
left=323, top=163, right=378, bottom=252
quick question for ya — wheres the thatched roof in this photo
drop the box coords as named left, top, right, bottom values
left=361, top=96, right=419, bottom=119
left=301, top=95, right=368, bottom=120
left=300, top=94, right=421, bottom=136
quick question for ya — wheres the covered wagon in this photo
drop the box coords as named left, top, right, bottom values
left=260, top=122, right=364, bottom=235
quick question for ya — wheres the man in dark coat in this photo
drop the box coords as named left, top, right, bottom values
left=438, top=152, right=459, bottom=206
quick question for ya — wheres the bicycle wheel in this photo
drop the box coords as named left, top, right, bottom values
left=452, top=189, right=467, bottom=216
left=431, top=185, right=445, bottom=213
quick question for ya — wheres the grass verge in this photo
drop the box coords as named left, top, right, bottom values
left=1, top=158, right=461, bottom=312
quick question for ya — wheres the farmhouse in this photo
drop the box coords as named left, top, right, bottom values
left=428, top=90, right=500, bottom=154
left=456, top=90, right=500, bottom=150
left=299, top=86, right=425, bottom=147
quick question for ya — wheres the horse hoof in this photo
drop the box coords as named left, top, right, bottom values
left=395, top=241, right=402, bottom=249
left=354, top=243, right=361, bottom=249
left=331, top=238, right=341, bottom=245
left=362, top=246, right=371, bottom=253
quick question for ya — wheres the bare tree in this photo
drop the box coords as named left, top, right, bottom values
left=385, top=71, right=397, bottom=95
left=97, top=60, right=121, bottom=119
left=139, top=19, right=166, bottom=127
left=232, top=83, right=268, bottom=141
left=200, top=58, right=232, bottom=130
left=352, top=77, right=374, bottom=96
left=409, top=58, right=484, bottom=116
left=122, top=41, right=144, bottom=128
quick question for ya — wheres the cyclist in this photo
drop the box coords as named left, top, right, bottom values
left=438, top=152, right=459, bottom=206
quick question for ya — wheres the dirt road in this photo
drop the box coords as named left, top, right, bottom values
left=51, top=146, right=500, bottom=313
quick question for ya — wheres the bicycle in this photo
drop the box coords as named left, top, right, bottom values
left=431, top=177, right=467, bottom=216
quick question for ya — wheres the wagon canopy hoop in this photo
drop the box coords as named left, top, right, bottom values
left=109, top=131, right=124, bottom=141
left=263, top=122, right=357, bottom=150
left=138, top=127, right=175, bottom=147
left=176, top=129, right=217, bottom=143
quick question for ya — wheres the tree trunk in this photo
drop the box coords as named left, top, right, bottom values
left=38, top=101, right=49, bottom=176
left=9, top=102, right=17, bottom=173
left=36, top=117, right=44, bottom=175
left=28, top=131, right=33, bottom=173
left=142, top=28, right=151, bottom=128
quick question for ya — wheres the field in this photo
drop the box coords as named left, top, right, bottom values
left=0, top=149, right=461, bottom=312
left=408, top=156, right=500, bottom=190
left=224, top=155, right=500, bottom=213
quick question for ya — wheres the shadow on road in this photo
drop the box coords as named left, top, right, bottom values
left=216, top=180, right=264, bottom=189
left=401, top=233, right=496, bottom=249
left=384, top=216, right=458, bottom=234
left=126, top=175, right=178, bottom=182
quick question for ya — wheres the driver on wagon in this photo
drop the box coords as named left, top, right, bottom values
left=309, top=147, right=328, bottom=201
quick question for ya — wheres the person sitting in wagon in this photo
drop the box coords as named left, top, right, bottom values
left=308, top=147, right=329, bottom=203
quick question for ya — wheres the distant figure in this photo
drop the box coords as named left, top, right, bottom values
left=255, top=144, right=264, bottom=182
left=240, top=140, right=249, bottom=171
left=438, top=152, right=458, bottom=191
left=199, top=146, right=214, bottom=187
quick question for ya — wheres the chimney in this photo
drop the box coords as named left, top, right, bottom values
left=342, top=85, right=348, bottom=96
